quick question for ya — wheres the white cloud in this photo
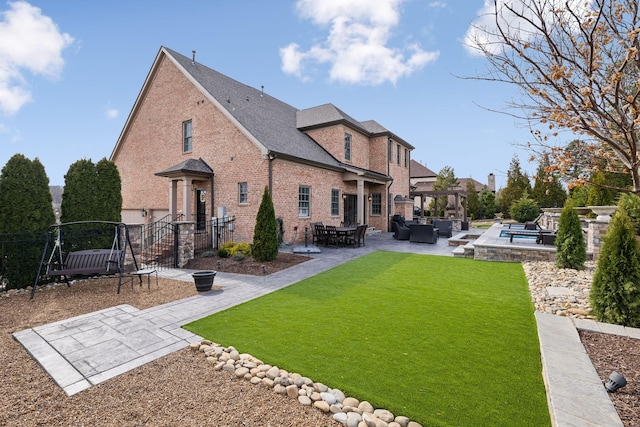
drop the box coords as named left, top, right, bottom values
left=463, top=0, right=592, bottom=56
left=429, top=2, right=447, bottom=8
left=280, top=0, right=439, bottom=85
left=104, top=107, right=119, bottom=120
left=0, top=1, right=74, bottom=115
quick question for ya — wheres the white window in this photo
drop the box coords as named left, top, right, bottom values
left=183, top=120, right=192, bottom=153
left=344, top=133, right=352, bottom=161
left=238, top=182, right=248, bottom=204
left=299, top=185, right=310, bottom=217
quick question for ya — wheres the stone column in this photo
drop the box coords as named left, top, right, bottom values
left=169, top=180, right=178, bottom=220
left=587, top=219, right=609, bottom=260
left=175, top=221, right=195, bottom=268
left=125, top=224, right=144, bottom=271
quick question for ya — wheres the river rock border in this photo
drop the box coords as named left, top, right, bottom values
left=190, top=340, right=424, bottom=427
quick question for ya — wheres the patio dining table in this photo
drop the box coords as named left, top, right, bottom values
left=335, top=226, right=357, bottom=245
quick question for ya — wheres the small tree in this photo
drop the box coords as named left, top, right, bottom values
left=430, top=166, right=458, bottom=216
left=252, top=186, right=279, bottom=262
left=555, top=202, right=586, bottom=270
left=590, top=210, right=640, bottom=327
left=509, top=192, right=539, bottom=223
left=618, top=193, right=640, bottom=236
left=498, top=155, right=532, bottom=218
left=479, top=188, right=496, bottom=219
left=466, top=179, right=482, bottom=220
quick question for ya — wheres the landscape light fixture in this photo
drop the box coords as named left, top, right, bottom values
left=605, top=371, right=627, bottom=393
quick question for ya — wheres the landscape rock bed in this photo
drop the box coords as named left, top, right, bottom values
left=191, top=340, right=424, bottom=427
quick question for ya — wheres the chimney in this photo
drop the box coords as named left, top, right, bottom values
left=488, top=173, right=496, bottom=193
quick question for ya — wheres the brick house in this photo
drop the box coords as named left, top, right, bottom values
left=110, top=46, right=414, bottom=244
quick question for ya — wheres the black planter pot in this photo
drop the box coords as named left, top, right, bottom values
left=192, top=271, right=217, bottom=292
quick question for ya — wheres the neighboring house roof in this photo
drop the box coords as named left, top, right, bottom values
left=412, top=177, right=485, bottom=194
left=410, top=160, right=437, bottom=179
left=155, top=158, right=214, bottom=179
left=458, top=177, right=486, bottom=192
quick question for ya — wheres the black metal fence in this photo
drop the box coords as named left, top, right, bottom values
left=1, top=222, right=126, bottom=291
left=195, top=216, right=235, bottom=256
left=0, top=231, right=47, bottom=291
left=141, top=214, right=179, bottom=269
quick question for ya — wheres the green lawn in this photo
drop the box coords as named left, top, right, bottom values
left=184, top=251, right=550, bottom=426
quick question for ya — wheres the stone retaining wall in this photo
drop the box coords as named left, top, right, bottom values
left=473, top=243, right=557, bottom=262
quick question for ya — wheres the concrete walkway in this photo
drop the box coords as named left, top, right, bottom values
left=12, top=231, right=629, bottom=426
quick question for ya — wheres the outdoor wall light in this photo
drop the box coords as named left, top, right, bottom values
left=605, top=371, right=627, bottom=393
left=141, top=207, right=147, bottom=217
left=368, top=195, right=372, bottom=201
left=342, top=194, right=347, bottom=199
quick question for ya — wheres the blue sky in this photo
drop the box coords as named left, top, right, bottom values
left=0, top=0, right=544, bottom=188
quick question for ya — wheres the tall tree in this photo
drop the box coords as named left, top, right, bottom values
left=95, top=158, right=122, bottom=222
left=466, top=0, right=640, bottom=194
left=531, top=153, right=567, bottom=208
left=0, top=154, right=55, bottom=289
left=0, top=154, right=55, bottom=233
left=498, top=155, right=532, bottom=218
left=61, top=158, right=122, bottom=223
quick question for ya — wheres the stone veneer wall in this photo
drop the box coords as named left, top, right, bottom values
left=125, top=224, right=144, bottom=271
left=474, top=244, right=557, bottom=262
left=175, top=222, right=195, bottom=268
left=587, top=220, right=608, bottom=260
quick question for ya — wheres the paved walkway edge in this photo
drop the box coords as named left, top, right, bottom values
left=536, top=312, right=623, bottom=427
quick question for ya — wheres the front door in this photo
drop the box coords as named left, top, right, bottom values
left=343, top=194, right=357, bottom=226
left=196, top=189, right=207, bottom=230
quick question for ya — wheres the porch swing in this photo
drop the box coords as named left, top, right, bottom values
left=31, top=221, right=141, bottom=299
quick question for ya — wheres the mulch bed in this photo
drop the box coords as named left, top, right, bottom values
left=184, top=251, right=310, bottom=275
left=580, top=331, right=640, bottom=426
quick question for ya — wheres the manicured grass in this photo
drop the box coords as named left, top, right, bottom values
left=184, top=251, right=550, bottom=426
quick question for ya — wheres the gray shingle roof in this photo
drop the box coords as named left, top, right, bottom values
left=164, top=47, right=341, bottom=168
left=297, top=103, right=368, bottom=133
left=155, top=157, right=213, bottom=178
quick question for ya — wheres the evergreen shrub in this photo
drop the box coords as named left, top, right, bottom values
left=555, top=202, right=586, bottom=270
left=590, top=210, right=640, bottom=327
left=509, top=193, right=540, bottom=223
left=252, top=187, right=278, bottom=262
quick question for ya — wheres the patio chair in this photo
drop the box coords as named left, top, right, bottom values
left=345, top=224, right=367, bottom=247
left=432, top=220, right=453, bottom=238
left=324, top=225, right=341, bottom=247
left=310, top=222, right=323, bottom=245
left=314, top=224, right=327, bottom=246
left=392, top=221, right=410, bottom=240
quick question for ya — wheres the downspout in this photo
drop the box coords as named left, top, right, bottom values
left=268, top=152, right=275, bottom=196
left=210, top=172, right=214, bottom=219
left=386, top=178, right=394, bottom=232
